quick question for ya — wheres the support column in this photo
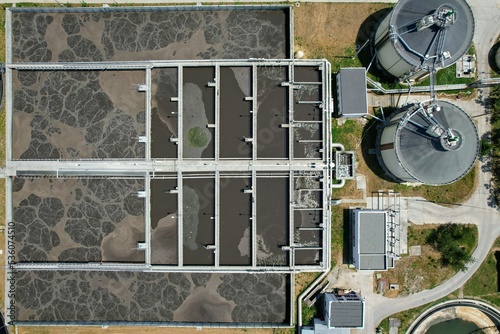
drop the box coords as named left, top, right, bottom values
left=4, top=177, right=13, bottom=323
left=177, top=171, right=183, bottom=266
left=5, top=9, right=13, bottom=163
left=322, top=61, right=330, bottom=163
left=252, top=65, right=258, bottom=160
left=145, top=67, right=152, bottom=161
left=289, top=171, right=295, bottom=268
left=251, top=170, right=257, bottom=267
left=323, top=169, right=330, bottom=270
left=288, top=64, right=294, bottom=160
left=144, top=173, right=151, bottom=265
left=214, top=170, right=220, bottom=267
left=177, top=66, right=183, bottom=160
left=215, top=65, right=220, bottom=161
left=5, top=67, right=12, bottom=163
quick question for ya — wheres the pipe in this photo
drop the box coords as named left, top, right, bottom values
left=331, top=179, right=346, bottom=189
left=331, top=143, right=345, bottom=151
left=297, top=263, right=331, bottom=329
left=331, top=143, right=347, bottom=188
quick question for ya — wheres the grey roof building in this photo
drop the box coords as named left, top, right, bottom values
left=325, top=291, right=364, bottom=329
left=351, top=209, right=401, bottom=271
left=300, top=291, right=364, bottom=334
left=336, top=68, right=368, bottom=118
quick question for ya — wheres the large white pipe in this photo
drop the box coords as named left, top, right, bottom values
left=332, top=143, right=345, bottom=151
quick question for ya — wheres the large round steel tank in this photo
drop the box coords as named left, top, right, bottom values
left=496, top=46, right=500, bottom=72
left=374, top=0, right=475, bottom=81
left=379, top=101, right=479, bottom=185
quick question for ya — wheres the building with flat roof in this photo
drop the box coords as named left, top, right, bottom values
left=352, top=209, right=399, bottom=271
left=336, top=68, right=368, bottom=118
left=325, top=291, right=364, bottom=329
left=300, top=290, right=364, bottom=333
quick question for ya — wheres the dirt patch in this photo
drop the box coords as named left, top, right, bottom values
left=173, top=275, right=235, bottom=322
left=294, top=3, right=390, bottom=59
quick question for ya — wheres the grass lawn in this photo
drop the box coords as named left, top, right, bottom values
left=415, top=63, right=476, bottom=97
left=417, top=64, right=476, bottom=87
left=463, top=237, right=500, bottom=306
left=330, top=205, right=351, bottom=267
left=0, top=5, right=8, bottom=64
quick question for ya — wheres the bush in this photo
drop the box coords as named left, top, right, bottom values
left=302, top=302, right=317, bottom=326
left=481, top=139, right=493, bottom=156
left=490, top=86, right=500, bottom=205
left=426, top=224, right=476, bottom=271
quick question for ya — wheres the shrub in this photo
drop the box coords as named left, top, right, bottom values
left=426, top=224, right=476, bottom=271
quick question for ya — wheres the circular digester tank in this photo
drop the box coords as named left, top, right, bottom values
left=379, top=101, right=479, bottom=185
left=374, top=0, right=475, bottom=81
left=496, top=47, right=500, bottom=72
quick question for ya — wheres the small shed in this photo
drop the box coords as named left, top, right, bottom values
left=325, top=290, right=364, bottom=329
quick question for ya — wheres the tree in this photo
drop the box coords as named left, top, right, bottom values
left=426, top=224, right=475, bottom=271
left=490, top=86, right=500, bottom=205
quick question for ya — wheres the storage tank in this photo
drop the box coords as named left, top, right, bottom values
left=379, top=101, right=479, bottom=185
left=496, top=46, right=500, bottom=73
left=374, top=0, right=475, bottom=82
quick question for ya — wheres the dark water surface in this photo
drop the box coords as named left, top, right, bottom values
left=425, top=319, right=479, bottom=334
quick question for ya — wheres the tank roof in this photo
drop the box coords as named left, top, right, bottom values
left=389, top=0, right=475, bottom=70
left=394, top=100, right=479, bottom=185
